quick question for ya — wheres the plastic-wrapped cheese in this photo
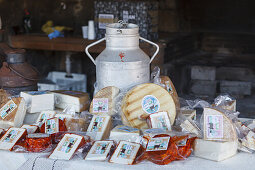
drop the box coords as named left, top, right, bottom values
left=203, top=107, right=237, bottom=142
left=86, top=115, right=111, bottom=140
left=122, top=83, right=176, bottom=129
left=147, top=111, right=172, bottom=131
left=194, top=139, right=238, bottom=161
left=90, top=86, right=120, bottom=116
left=21, top=124, right=39, bottom=134
left=53, top=90, right=90, bottom=112
left=0, top=97, right=26, bottom=129
left=20, top=91, right=54, bottom=113
left=109, top=125, right=140, bottom=143
left=180, top=109, right=196, bottom=120
left=36, top=110, right=57, bottom=127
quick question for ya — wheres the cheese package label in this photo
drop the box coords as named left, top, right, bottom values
left=142, top=95, right=160, bottom=114
left=49, top=134, right=84, bottom=160
left=146, top=137, right=170, bottom=151
left=0, top=128, right=26, bottom=150
left=89, top=116, right=106, bottom=132
left=149, top=112, right=171, bottom=131
left=0, top=100, right=17, bottom=119
left=36, top=111, right=56, bottom=127
left=21, top=125, right=38, bottom=134
left=205, top=115, right=224, bottom=139
left=45, top=118, right=59, bottom=134
left=85, top=141, right=114, bottom=161
left=110, top=141, right=140, bottom=165
left=92, top=98, right=108, bottom=113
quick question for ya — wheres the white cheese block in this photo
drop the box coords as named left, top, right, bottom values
left=85, top=140, right=114, bottom=161
left=20, top=91, right=54, bottom=113
left=203, top=107, right=237, bottom=142
left=181, top=109, right=196, bottom=120
left=0, top=128, right=27, bottom=151
left=86, top=115, right=111, bottom=140
left=194, top=139, right=238, bottom=161
left=147, top=111, right=172, bottom=131
left=110, top=141, right=141, bottom=165
left=0, top=97, right=27, bottom=129
left=21, top=124, right=39, bottom=134
left=36, top=110, right=57, bottom=127
left=109, top=125, right=140, bottom=143
left=49, top=134, right=85, bottom=160
left=53, top=90, right=90, bottom=112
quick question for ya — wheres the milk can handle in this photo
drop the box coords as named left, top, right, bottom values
left=85, top=38, right=106, bottom=65
left=139, top=37, right=159, bottom=63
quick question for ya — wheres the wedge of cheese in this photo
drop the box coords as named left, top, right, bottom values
left=122, top=83, right=176, bottom=129
left=0, top=97, right=27, bottom=129
left=86, top=115, right=111, bottom=140
left=213, top=100, right=236, bottom=112
left=109, top=125, right=140, bottom=143
left=53, top=90, right=90, bottom=112
left=147, top=111, right=172, bottom=131
left=36, top=110, right=57, bottom=127
left=21, top=124, right=39, bottom=134
left=180, top=109, right=196, bottom=120
left=242, top=131, right=255, bottom=151
left=20, top=91, right=54, bottom=113
left=203, top=107, right=237, bottom=142
left=110, top=141, right=141, bottom=165
left=90, top=86, right=120, bottom=116
left=194, top=139, right=238, bottom=161
left=0, top=128, right=27, bottom=151
left=85, top=140, right=114, bottom=161
left=49, top=134, right=86, bottom=160
left=180, top=120, right=201, bottom=136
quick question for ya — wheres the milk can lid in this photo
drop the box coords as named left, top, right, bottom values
left=106, top=21, right=139, bottom=35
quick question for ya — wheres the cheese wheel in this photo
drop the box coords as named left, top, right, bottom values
left=90, top=86, right=120, bottom=116
left=203, top=107, right=237, bottom=142
left=122, top=83, right=176, bottom=129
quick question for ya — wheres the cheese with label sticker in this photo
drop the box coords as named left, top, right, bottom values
left=0, top=128, right=27, bottom=151
left=147, top=112, right=172, bottom=131
left=90, top=86, right=120, bottom=116
left=146, top=137, right=170, bottom=151
left=85, top=140, right=114, bottom=161
left=203, top=107, right=237, bottom=142
left=36, top=110, right=56, bottom=127
left=122, top=83, right=176, bottom=129
left=86, top=115, right=111, bottom=140
left=49, top=134, right=86, bottom=160
left=110, top=141, right=141, bottom=165
left=0, top=97, right=26, bottom=129
left=109, top=125, right=140, bottom=143
left=40, top=117, right=67, bottom=134
left=20, top=91, right=54, bottom=113
left=180, top=120, right=201, bottom=136
left=194, top=139, right=238, bottom=161
left=21, top=124, right=39, bottom=134
left=53, top=90, right=90, bottom=112
left=181, top=109, right=196, bottom=120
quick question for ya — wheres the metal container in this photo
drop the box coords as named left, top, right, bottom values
left=85, top=22, right=159, bottom=91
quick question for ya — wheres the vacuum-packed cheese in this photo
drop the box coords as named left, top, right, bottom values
left=0, top=97, right=26, bottom=129
left=180, top=109, right=196, bottom=120
left=20, top=91, right=54, bottom=113
left=90, top=86, right=120, bottom=116
left=53, top=90, right=90, bottom=112
left=36, top=110, right=57, bottom=127
left=147, top=111, right=172, bottom=131
left=109, top=125, right=140, bottom=143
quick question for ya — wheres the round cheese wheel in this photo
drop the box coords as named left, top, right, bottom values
left=122, top=83, right=176, bottom=129
left=90, top=86, right=120, bottom=116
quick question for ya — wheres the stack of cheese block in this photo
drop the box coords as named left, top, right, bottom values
left=194, top=107, right=238, bottom=161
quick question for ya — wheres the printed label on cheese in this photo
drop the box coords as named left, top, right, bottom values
left=98, top=14, right=114, bottom=29
left=0, top=100, right=17, bottom=119
left=27, top=91, right=47, bottom=95
left=150, top=112, right=171, bottom=131
left=57, top=136, right=78, bottom=153
left=142, top=95, right=160, bottom=114
left=92, top=142, right=111, bottom=154
left=117, top=126, right=139, bottom=133
left=90, top=116, right=106, bottom=132
left=205, top=115, right=223, bottom=139
left=146, top=137, right=170, bottom=151
left=2, top=129, right=21, bottom=143
left=45, top=118, right=59, bottom=134
left=93, top=98, right=109, bottom=113
left=117, top=143, right=137, bottom=159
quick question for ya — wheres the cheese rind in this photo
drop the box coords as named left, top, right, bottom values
left=49, top=134, right=85, bottom=160
left=86, top=115, right=111, bottom=140
left=85, top=140, right=114, bottom=161
left=53, top=90, right=90, bottom=112
left=110, top=141, right=141, bottom=165
left=20, top=91, right=54, bottom=113
left=109, top=125, right=140, bottom=143
left=194, top=139, right=238, bottom=161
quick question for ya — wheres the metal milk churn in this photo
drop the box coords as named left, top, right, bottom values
left=85, top=22, right=159, bottom=91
